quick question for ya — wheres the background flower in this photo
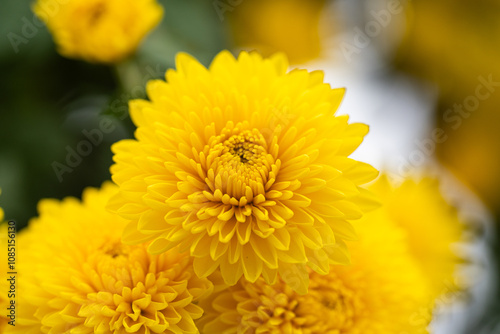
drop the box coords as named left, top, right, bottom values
left=33, top=0, right=163, bottom=63
left=109, top=50, right=378, bottom=294
left=197, top=186, right=432, bottom=334
left=395, top=0, right=500, bottom=214
left=370, top=175, right=465, bottom=298
left=7, top=182, right=212, bottom=334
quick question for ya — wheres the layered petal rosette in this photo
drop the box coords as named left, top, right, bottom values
left=197, top=194, right=431, bottom=334
left=8, top=183, right=212, bottom=334
left=110, top=51, right=379, bottom=293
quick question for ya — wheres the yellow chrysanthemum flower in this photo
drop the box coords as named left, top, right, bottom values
left=197, top=199, right=431, bottom=334
left=370, top=175, right=464, bottom=297
left=8, top=183, right=212, bottom=334
left=109, top=51, right=379, bottom=293
left=33, top=0, right=163, bottom=63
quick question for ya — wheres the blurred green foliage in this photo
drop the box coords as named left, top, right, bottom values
left=0, top=0, right=230, bottom=228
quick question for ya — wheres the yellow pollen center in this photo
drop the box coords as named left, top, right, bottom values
left=99, top=240, right=130, bottom=260
left=221, top=130, right=267, bottom=167
left=85, top=2, right=107, bottom=25
left=208, top=127, right=275, bottom=200
left=295, top=274, right=358, bottom=331
left=235, top=277, right=358, bottom=333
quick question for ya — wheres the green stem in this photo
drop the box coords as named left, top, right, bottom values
left=113, top=57, right=144, bottom=95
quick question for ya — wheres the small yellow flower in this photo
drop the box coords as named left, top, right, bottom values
left=33, top=0, right=163, bottom=63
left=370, top=175, right=465, bottom=297
left=8, top=183, right=212, bottom=334
left=109, top=51, right=378, bottom=294
left=197, top=198, right=431, bottom=334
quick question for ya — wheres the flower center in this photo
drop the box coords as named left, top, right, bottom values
left=206, top=124, right=276, bottom=201
left=234, top=277, right=357, bottom=333
left=89, top=3, right=106, bottom=24
left=295, top=274, right=358, bottom=332
left=101, top=240, right=130, bottom=259
left=220, top=130, right=267, bottom=168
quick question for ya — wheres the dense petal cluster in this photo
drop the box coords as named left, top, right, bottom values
left=370, top=176, right=465, bottom=297
left=110, top=51, right=378, bottom=293
left=33, top=0, right=163, bottom=63
left=7, top=183, right=212, bottom=334
left=197, top=197, right=431, bottom=334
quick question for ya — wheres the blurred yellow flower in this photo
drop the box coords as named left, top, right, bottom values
left=228, top=0, right=326, bottom=64
left=33, top=0, right=163, bottom=63
left=197, top=196, right=431, bottom=334
left=109, top=51, right=378, bottom=294
left=370, top=175, right=464, bottom=297
left=7, top=183, right=212, bottom=334
left=396, top=0, right=500, bottom=210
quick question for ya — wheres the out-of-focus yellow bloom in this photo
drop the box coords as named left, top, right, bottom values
left=370, top=175, right=464, bottom=297
left=438, top=95, right=500, bottom=211
left=197, top=194, right=431, bottom=334
left=33, top=0, right=163, bottom=63
left=228, top=0, right=326, bottom=64
left=7, top=183, right=212, bottom=334
left=396, top=0, right=500, bottom=209
left=109, top=50, right=378, bottom=294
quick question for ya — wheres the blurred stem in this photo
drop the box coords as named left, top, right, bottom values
left=113, top=57, right=144, bottom=95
